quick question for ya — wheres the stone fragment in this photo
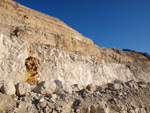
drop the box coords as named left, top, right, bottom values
left=137, top=81, right=147, bottom=88
left=134, top=107, right=139, bottom=113
left=39, top=101, right=47, bottom=109
left=47, top=102, right=55, bottom=108
left=114, top=83, right=123, bottom=90
left=128, top=110, right=135, bottom=113
left=43, top=106, right=50, bottom=113
left=39, top=97, right=45, bottom=103
left=107, top=83, right=123, bottom=90
left=16, top=82, right=31, bottom=96
left=49, top=94, right=57, bottom=102
left=126, top=80, right=138, bottom=89
left=139, top=84, right=146, bottom=88
left=2, top=81, right=16, bottom=95
left=86, top=84, right=96, bottom=92
left=107, top=83, right=114, bottom=88
left=34, top=80, right=56, bottom=95
left=86, top=84, right=102, bottom=92
left=122, top=83, right=129, bottom=89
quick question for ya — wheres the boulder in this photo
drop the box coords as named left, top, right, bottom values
left=34, top=80, right=56, bottom=95
left=2, top=81, right=16, bottom=95
left=16, top=82, right=31, bottom=96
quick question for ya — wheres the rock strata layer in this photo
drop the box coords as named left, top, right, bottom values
left=0, top=0, right=150, bottom=112
left=0, top=0, right=150, bottom=89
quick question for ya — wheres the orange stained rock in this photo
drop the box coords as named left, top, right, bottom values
left=25, top=72, right=37, bottom=85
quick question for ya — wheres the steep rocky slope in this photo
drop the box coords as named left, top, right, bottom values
left=0, top=0, right=150, bottom=89
left=0, top=0, right=150, bottom=113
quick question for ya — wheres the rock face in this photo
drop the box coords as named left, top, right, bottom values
left=0, top=0, right=150, bottom=91
left=0, top=1, right=150, bottom=112
left=0, top=1, right=150, bottom=95
left=0, top=0, right=150, bottom=112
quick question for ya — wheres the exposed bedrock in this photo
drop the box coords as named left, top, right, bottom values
left=0, top=33, right=150, bottom=93
left=0, top=0, right=150, bottom=112
left=0, top=0, right=150, bottom=92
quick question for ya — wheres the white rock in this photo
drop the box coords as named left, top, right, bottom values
left=114, top=83, right=123, bottom=90
left=35, top=80, right=56, bottom=95
left=39, top=101, right=47, bottom=109
left=50, top=94, right=57, bottom=102
left=16, top=82, right=31, bottom=96
left=39, top=97, right=45, bottom=103
left=0, top=33, right=149, bottom=94
left=139, top=108, right=146, bottom=113
left=2, top=81, right=16, bottom=95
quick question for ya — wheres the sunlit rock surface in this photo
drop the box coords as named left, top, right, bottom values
left=0, top=0, right=150, bottom=113
left=0, top=0, right=150, bottom=89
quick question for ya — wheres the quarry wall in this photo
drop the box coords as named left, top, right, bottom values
left=0, top=0, right=150, bottom=93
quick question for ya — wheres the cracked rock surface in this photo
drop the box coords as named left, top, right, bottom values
left=0, top=0, right=150, bottom=113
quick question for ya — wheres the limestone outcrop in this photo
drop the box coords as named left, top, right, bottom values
left=0, top=0, right=150, bottom=112
left=0, top=0, right=150, bottom=91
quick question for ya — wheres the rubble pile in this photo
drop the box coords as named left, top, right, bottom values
left=0, top=80, right=150, bottom=113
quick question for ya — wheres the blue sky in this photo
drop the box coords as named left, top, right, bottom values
left=14, top=0, right=150, bottom=54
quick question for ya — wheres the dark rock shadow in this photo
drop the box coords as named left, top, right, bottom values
left=54, top=80, right=66, bottom=95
